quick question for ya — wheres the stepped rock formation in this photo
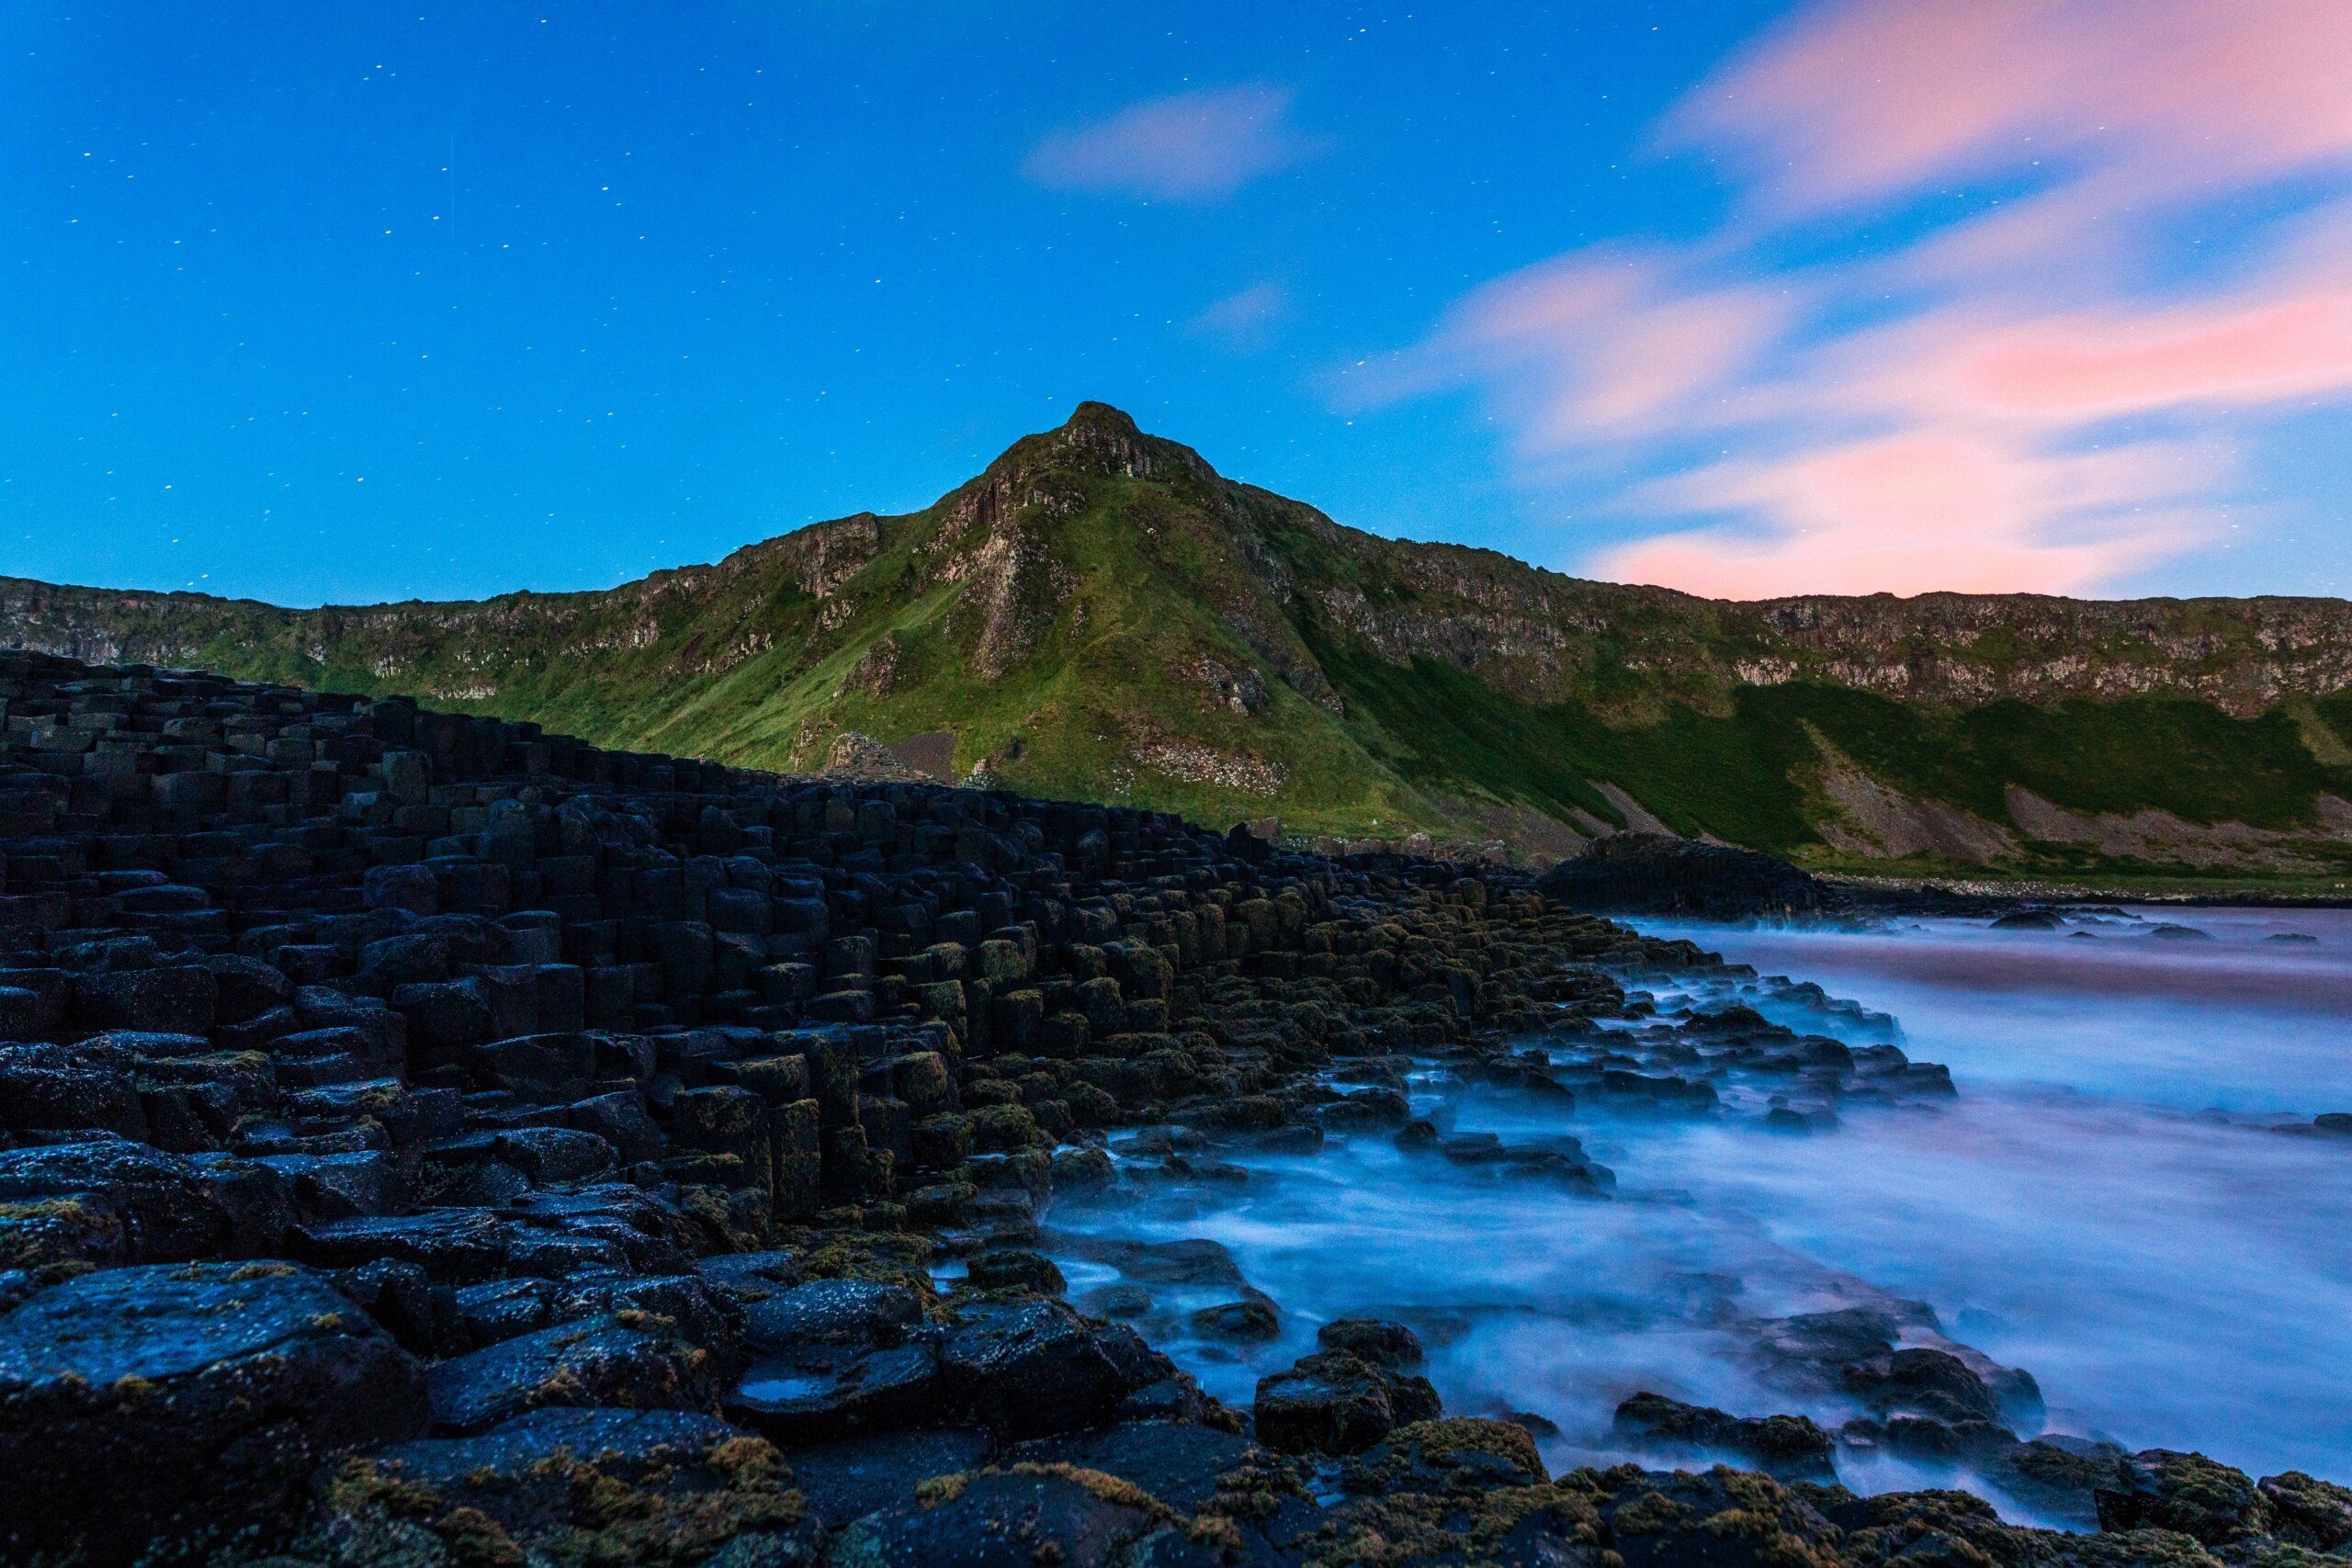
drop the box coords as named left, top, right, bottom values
left=7, top=402, right=2352, bottom=878
left=2, top=649, right=2342, bottom=1565
left=0, top=645, right=1648, bottom=1559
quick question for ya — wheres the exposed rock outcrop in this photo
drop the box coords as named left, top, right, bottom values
left=1539, top=833, right=1826, bottom=917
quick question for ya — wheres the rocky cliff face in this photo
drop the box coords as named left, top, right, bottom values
left=1736, top=592, right=2352, bottom=715
left=6, top=402, right=2351, bottom=879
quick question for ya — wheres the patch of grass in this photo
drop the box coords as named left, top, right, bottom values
left=1309, top=624, right=2352, bottom=855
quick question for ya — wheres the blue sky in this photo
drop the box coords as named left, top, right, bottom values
left=6, top=0, right=2351, bottom=606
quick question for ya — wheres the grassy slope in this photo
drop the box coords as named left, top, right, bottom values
left=1311, top=634, right=2352, bottom=880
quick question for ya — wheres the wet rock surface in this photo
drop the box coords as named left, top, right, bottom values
left=0, top=1259, right=429, bottom=1562
left=1614, top=1391, right=1838, bottom=1483
left=0, top=650, right=2330, bottom=1566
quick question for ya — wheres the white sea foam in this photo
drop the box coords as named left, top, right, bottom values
left=1046, top=906, right=2352, bottom=1497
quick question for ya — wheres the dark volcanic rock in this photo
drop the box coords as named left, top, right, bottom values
left=820, top=1467, right=1159, bottom=1568
left=723, top=1278, right=944, bottom=1445
left=1014, top=1421, right=1272, bottom=1513
left=293, top=1207, right=512, bottom=1282
left=335, top=1405, right=813, bottom=1565
left=1599, top=1466, right=1845, bottom=1568
left=1342, top=1416, right=1549, bottom=1495
left=1539, top=832, right=1823, bottom=918
left=0, top=1260, right=428, bottom=1563
left=1252, top=1348, right=1436, bottom=1456
left=941, top=1296, right=1170, bottom=1440
left=1843, top=1345, right=2007, bottom=1425
left=1614, top=1390, right=1838, bottom=1482
left=1317, top=1315, right=1425, bottom=1369
left=741, top=1279, right=925, bottom=1352
left=1983, top=1436, right=2131, bottom=1528
left=786, top=1426, right=994, bottom=1527
left=425, top=1311, right=717, bottom=1433
left=725, top=1337, right=944, bottom=1447
left=2095, top=1449, right=2271, bottom=1544
left=964, top=1247, right=1067, bottom=1296
left=0, top=1137, right=291, bottom=1269
left=2259, top=1469, right=2352, bottom=1551
left=1192, top=1297, right=1281, bottom=1341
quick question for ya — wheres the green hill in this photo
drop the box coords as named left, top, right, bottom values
left=8, top=402, right=2352, bottom=886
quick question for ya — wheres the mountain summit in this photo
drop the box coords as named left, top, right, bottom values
left=6, top=406, right=2352, bottom=881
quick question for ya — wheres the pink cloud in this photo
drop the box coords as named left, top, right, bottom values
left=1672, top=0, right=2352, bottom=214
left=1355, top=0, right=2352, bottom=597
left=1600, top=433, right=2220, bottom=598
left=1023, top=85, right=1325, bottom=202
left=1937, top=286, right=2352, bottom=421
left=1747, top=245, right=2352, bottom=435
left=1347, top=251, right=1795, bottom=444
left=1572, top=287, right=1793, bottom=432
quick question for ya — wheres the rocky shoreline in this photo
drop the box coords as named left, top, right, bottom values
left=1533, top=835, right=2352, bottom=920
left=0, top=649, right=2341, bottom=1567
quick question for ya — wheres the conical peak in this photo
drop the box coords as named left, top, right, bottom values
left=1060, top=400, right=1144, bottom=438
left=989, top=400, right=1218, bottom=488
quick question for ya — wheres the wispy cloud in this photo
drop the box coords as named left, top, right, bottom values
left=1665, top=0, right=2352, bottom=217
left=1355, top=0, right=2352, bottom=598
left=1363, top=249, right=1797, bottom=445
left=1606, top=432, right=2225, bottom=598
left=1023, top=85, right=1325, bottom=202
left=1191, top=281, right=1290, bottom=349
